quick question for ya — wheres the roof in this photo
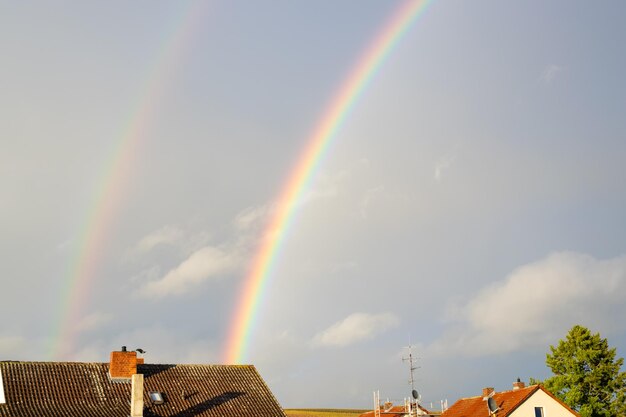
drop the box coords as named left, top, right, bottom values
left=360, top=404, right=434, bottom=417
left=0, top=361, right=287, bottom=417
left=440, top=385, right=579, bottom=417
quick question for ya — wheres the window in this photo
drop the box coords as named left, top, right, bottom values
left=534, top=407, right=544, bottom=417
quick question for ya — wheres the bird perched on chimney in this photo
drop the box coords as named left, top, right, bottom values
left=136, top=348, right=146, bottom=354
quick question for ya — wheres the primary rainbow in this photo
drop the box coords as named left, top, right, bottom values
left=50, top=2, right=211, bottom=360
left=223, top=0, right=433, bottom=364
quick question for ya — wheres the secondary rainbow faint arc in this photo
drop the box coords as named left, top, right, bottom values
left=224, top=0, right=433, bottom=364
left=50, top=2, right=211, bottom=360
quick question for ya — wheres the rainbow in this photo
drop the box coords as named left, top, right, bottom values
left=50, top=2, right=212, bottom=360
left=223, top=0, right=433, bottom=364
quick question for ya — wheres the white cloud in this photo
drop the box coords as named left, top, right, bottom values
left=234, top=204, right=273, bottom=231
left=75, top=311, right=114, bottom=333
left=313, top=312, right=400, bottom=347
left=297, top=170, right=346, bottom=207
left=541, top=64, right=563, bottom=83
left=130, top=265, right=162, bottom=284
left=133, top=204, right=274, bottom=299
left=134, top=225, right=184, bottom=254
left=138, top=245, right=243, bottom=298
left=359, top=186, right=384, bottom=219
left=428, top=252, right=626, bottom=356
left=55, top=237, right=73, bottom=254
left=434, top=154, right=456, bottom=181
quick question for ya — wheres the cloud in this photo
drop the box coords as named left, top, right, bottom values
left=297, top=170, right=346, bottom=208
left=359, top=186, right=384, bottom=219
left=434, top=154, right=456, bottom=181
left=138, top=245, right=243, bottom=298
left=234, top=204, right=273, bottom=231
left=130, top=265, right=162, bottom=284
left=134, top=203, right=273, bottom=299
left=134, top=225, right=184, bottom=254
left=313, top=312, right=400, bottom=347
left=428, top=252, right=626, bottom=356
left=541, top=64, right=563, bottom=83
left=75, top=311, right=114, bottom=333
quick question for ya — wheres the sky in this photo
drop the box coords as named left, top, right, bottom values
left=2, top=0, right=626, bottom=409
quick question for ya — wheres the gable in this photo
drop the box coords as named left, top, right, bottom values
left=509, top=389, right=578, bottom=417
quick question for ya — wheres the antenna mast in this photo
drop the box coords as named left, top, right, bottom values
left=402, top=344, right=421, bottom=416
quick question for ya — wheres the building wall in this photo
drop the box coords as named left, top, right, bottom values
left=510, top=390, right=576, bottom=417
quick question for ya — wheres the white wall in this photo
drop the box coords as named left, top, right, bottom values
left=510, top=389, right=576, bottom=417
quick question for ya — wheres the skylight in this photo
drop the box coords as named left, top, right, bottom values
left=149, top=391, right=164, bottom=405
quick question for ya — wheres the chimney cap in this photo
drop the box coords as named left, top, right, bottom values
left=122, top=346, right=127, bottom=352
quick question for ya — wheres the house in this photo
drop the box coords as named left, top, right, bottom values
left=0, top=346, right=287, bottom=417
left=440, top=380, right=579, bottom=417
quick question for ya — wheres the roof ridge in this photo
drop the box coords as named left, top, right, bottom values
left=498, top=384, right=539, bottom=393
left=457, top=395, right=483, bottom=400
left=1, top=360, right=255, bottom=366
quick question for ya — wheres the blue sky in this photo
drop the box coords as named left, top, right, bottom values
left=1, top=0, right=626, bottom=409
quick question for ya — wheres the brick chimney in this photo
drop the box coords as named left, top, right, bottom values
left=482, top=387, right=495, bottom=397
left=109, top=346, right=138, bottom=380
left=512, top=378, right=525, bottom=390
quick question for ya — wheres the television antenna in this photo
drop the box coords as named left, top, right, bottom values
left=402, top=344, right=421, bottom=415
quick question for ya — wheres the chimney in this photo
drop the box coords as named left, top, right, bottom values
left=130, top=374, right=144, bottom=417
left=482, top=387, right=495, bottom=397
left=109, top=346, right=138, bottom=380
left=0, top=369, right=6, bottom=404
left=512, top=378, right=525, bottom=390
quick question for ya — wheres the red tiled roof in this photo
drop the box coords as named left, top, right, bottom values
left=0, top=361, right=287, bottom=417
left=441, top=386, right=540, bottom=417
left=440, top=385, right=580, bottom=417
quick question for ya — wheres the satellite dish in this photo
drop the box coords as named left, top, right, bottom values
left=487, top=397, right=499, bottom=414
left=412, top=390, right=419, bottom=400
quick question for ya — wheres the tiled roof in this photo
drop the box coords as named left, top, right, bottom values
left=440, top=386, right=565, bottom=417
left=0, top=361, right=287, bottom=417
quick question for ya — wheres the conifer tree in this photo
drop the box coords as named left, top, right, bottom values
left=544, top=325, right=626, bottom=417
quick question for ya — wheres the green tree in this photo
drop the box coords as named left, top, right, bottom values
left=544, top=325, right=626, bottom=417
